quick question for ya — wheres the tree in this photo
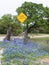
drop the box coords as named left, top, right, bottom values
left=16, top=2, right=48, bottom=42
left=1, top=14, right=13, bottom=40
left=0, top=14, right=22, bottom=40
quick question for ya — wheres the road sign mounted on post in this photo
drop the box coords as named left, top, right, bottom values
left=17, top=12, right=28, bottom=44
left=17, top=12, right=27, bottom=23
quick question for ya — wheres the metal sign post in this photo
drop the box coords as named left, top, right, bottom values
left=17, top=12, right=28, bottom=44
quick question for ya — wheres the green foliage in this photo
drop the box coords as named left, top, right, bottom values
left=12, top=22, right=22, bottom=35
left=0, top=14, right=22, bottom=35
left=2, top=62, right=12, bottom=65
left=16, top=2, right=49, bottom=34
left=16, top=2, right=44, bottom=23
left=0, top=2, right=49, bottom=34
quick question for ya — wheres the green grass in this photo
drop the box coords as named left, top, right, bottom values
left=29, top=33, right=49, bottom=36
left=0, top=42, right=3, bottom=44
left=32, top=37, right=49, bottom=41
left=30, top=37, right=49, bottom=52
left=2, top=50, right=49, bottom=65
left=0, top=34, right=6, bottom=36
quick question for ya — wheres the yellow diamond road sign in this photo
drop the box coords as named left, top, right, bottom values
left=17, top=12, right=27, bottom=23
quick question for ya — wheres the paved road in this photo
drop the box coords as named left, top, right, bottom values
left=0, top=36, right=5, bottom=41
left=30, top=35, right=49, bottom=38
left=0, top=35, right=49, bottom=41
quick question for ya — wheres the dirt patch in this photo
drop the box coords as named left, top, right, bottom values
left=38, top=58, right=49, bottom=65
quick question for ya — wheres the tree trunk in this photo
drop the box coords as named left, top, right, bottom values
left=4, top=26, right=12, bottom=41
left=23, top=29, right=28, bottom=44
left=23, top=23, right=36, bottom=44
left=23, top=21, right=29, bottom=44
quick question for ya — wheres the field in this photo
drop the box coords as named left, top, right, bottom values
left=0, top=34, right=49, bottom=65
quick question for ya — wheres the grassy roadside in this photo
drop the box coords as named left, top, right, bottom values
left=29, top=33, right=49, bottom=36
left=30, top=36, right=49, bottom=53
left=0, top=34, right=6, bottom=36
left=31, top=37, right=49, bottom=41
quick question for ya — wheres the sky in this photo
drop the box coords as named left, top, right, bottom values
left=0, top=0, right=49, bottom=17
